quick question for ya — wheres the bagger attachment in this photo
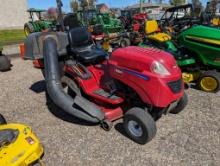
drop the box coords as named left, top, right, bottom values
left=24, top=32, right=105, bottom=123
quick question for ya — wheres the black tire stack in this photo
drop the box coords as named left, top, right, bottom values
left=0, top=51, right=11, bottom=72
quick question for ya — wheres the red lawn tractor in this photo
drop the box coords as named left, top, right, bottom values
left=119, top=10, right=148, bottom=44
left=130, top=13, right=148, bottom=44
left=23, top=27, right=187, bottom=144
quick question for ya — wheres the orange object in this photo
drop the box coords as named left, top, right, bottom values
left=19, top=43, right=25, bottom=59
left=20, top=43, right=44, bottom=68
left=33, top=59, right=44, bottom=68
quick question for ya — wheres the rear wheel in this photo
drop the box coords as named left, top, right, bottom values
left=120, top=38, right=131, bottom=48
left=198, top=70, right=220, bottom=92
left=24, top=23, right=35, bottom=36
left=0, top=114, right=7, bottom=125
left=0, top=55, right=11, bottom=72
left=123, top=107, right=157, bottom=144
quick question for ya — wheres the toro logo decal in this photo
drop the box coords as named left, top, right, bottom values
left=115, top=68, right=123, bottom=74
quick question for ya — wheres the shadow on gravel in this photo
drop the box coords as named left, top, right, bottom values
left=45, top=93, right=97, bottom=127
left=30, top=80, right=96, bottom=126
left=30, top=80, right=46, bottom=93
left=114, top=123, right=131, bottom=141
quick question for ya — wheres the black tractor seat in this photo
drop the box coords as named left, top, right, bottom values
left=75, top=46, right=107, bottom=64
left=68, top=27, right=107, bottom=64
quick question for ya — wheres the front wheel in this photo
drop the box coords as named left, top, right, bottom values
left=198, top=70, right=220, bottom=93
left=123, top=107, right=157, bottom=144
left=170, top=92, right=188, bottom=114
left=100, top=120, right=113, bottom=131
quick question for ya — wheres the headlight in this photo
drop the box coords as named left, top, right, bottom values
left=25, top=136, right=35, bottom=145
left=151, top=61, right=170, bottom=76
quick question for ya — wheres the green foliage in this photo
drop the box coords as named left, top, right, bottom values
left=0, top=29, right=25, bottom=46
left=170, top=0, right=186, bottom=6
left=72, top=0, right=96, bottom=10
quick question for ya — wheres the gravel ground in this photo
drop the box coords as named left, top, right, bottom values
left=0, top=57, right=220, bottom=166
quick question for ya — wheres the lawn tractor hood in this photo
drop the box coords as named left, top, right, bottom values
left=178, top=25, right=220, bottom=47
left=178, top=25, right=220, bottom=67
left=24, top=32, right=105, bottom=123
left=108, top=46, right=183, bottom=108
left=110, top=46, right=180, bottom=76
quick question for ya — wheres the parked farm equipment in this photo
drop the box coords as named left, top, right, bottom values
left=24, top=8, right=57, bottom=36
left=0, top=114, right=44, bottom=166
left=23, top=26, right=187, bottom=144
left=141, top=18, right=220, bottom=92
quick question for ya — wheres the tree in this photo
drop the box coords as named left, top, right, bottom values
left=70, top=0, right=79, bottom=11
left=192, top=0, right=202, bottom=17
left=70, top=0, right=96, bottom=11
left=170, top=0, right=185, bottom=6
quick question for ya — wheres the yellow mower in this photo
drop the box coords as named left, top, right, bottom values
left=0, top=114, right=44, bottom=166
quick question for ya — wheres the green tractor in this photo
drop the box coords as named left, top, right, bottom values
left=69, top=1, right=130, bottom=50
left=83, top=10, right=132, bottom=49
left=70, top=0, right=123, bottom=34
left=88, top=11, right=123, bottom=34
left=177, top=25, right=220, bottom=92
left=24, top=8, right=56, bottom=36
left=141, top=21, right=220, bottom=92
left=140, top=4, right=220, bottom=92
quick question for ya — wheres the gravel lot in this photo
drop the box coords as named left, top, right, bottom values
left=0, top=57, right=220, bottom=166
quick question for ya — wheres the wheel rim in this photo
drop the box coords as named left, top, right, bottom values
left=121, top=40, right=127, bottom=47
left=24, top=27, right=30, bottom=36
left=128, top=120, right=143, bottom=137
left=200, top=76, right=218, bottom=92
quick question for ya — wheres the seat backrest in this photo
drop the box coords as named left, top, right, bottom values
left=64, top=13, right=82, bottom=29
left=68, top=27, right=93, bottom=48
left=145, top=20, right=159, bottom=34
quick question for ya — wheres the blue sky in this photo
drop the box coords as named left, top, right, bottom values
left=28, top=0, right=138, bottom=11
left=28, top=0, right=208, bottom=11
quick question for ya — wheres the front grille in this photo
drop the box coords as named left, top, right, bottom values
left=167, top=79, right=182, bottom=94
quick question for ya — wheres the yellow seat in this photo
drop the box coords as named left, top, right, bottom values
left=148, top=33, right=171, bottom=42
left=212, top=18, right=220, bottom=26
left=145, top=20, right=171, bottom=42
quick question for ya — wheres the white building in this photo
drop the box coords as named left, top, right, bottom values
left=126, top=3, right=171, bottom=19
left=0, top=0, right=29, bottom=29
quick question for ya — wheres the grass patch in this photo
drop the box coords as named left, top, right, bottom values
left=0, top=29, right=25, bottom=46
